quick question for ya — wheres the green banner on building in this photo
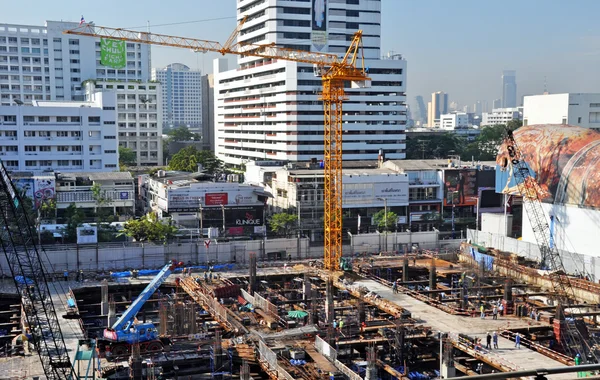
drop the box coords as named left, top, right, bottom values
left=100, top=38, right=126, bottom=69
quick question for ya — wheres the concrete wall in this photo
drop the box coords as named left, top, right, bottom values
left=467, top=229, right=600, bottom=281
left=481, top=212, right=512, bottom=236
left=0, top=232, right=463, bottom=275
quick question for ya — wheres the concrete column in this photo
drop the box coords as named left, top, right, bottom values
left=402, top=256, right=409, bottom=283
left=504, top=279, right=513, bottom=302
left=303, top=273, right=311, bottom=301
left=441, top=363, right=456, bottom=379
left=429, top=259, right=437, bottom=290
left=325, top=278, right=334, bottom=324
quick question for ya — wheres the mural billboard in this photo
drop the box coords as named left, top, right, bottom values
left=444, top=169, right=478, bottom=206
left=311, top=0, right=328, bottom=51
left=496, top=125, right=600, bottom=208
left=13, top=175, right=55, bottom=208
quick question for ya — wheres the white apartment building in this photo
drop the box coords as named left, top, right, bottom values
left=214, top=0, right=407, bottom=166
left=152, top=63, right=202, bottom=130
left=481, top=107, right=522, bottom=126
left=0, top=91, right=118, bottom=172
left=439, top=112, right=468, bottom=130
left=85, top=81, right=163, bottom=166
left=0, top=20, right=151, bottom=105
left=523, top=93, right=600, bottom=130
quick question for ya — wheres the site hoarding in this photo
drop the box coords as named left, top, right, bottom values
left=342, top=175, right=409, bottom=207
left=443, top=169, right=478, bottom=206
left=496, top=125, right=600, bottom=208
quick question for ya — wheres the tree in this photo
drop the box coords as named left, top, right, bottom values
left=372, top=209, right=398, bottom=232
left=64, top=203, right=85, bottom=243
left=118, top=146, right=136, bottom=167
left=405, top=133, right=465, bottom=159
left=268, top=213, right=297, bottom=237
left=168, top=126, right=201, bottom=142
left=122, top=212, right=178, bottom=242
left=168, top=146, right=224, bottom=175
left=39, top=198, right=56, bottom=220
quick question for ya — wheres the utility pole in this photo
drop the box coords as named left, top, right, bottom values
left=198, top=203, right=203, bottom=240
left=220, top=204, right=225, bottom=235
left=377, top=197, right=388, bottom=251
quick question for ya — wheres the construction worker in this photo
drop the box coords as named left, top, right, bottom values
left=392, top=281, right=398, bottom=294
left=63, top=270, right=69, bottom=282
left=575, top=353, right=582, bottom=378
left=79, top=270, right=84, bottom=283
left=515, top=333, right=521, bottom=349
left=492, top=331, right=498, bottom=349
left=486, top=332, right=492, bottom=350
left=492, top=305, right=498, bottom=320
left=480, top=304, right=485, bottom=319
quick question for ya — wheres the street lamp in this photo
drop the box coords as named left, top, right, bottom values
left=433, top=227, right=439, bottom=249
left=406, top=228, right=412, bottom=253
left=377, top=197, right=388, bottom=252
left=198, top=203, right=204, bottom=241
left=220, top=204, right=225, bottom=235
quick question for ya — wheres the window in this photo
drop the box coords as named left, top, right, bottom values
left=590, top=112, right=600, bottom=123
left=24, top=131, right=36, bottom=137
left=23, top=116, right=35, bottom=122
left=591, top=103, right=600, bottom=108
left=57, top=131, right=68, bottom=137
left=88, top=116, right=100, bottom=123
left=104, top=121, right=115, bottom=125
left=72, top=160, right=82, bottom=166
left=25, top=146, right=36, bottom=152
left=103, top=135, right=116, bottom=139
left=71, top=131, right=81, bottom=137
left=40, top=146, right=51, bottom=152
left=58, top=160, right=69, bottom=166
left=70, top=59, right=79, bottom=64
left=39, top=160, right=52, bottom=166
left=4, top=160, right=18, bottom=167
left=105, top=164, right=117, bottom=168
left=38, top=116, right=49, bottom=122
left=25, top=160, right=37, bottom=167
left=56, top=116, right=68, bottom=122
left=72, top=146, right=82, bottom=151
left=103, top=106, right=115, bottom=110
left=71, top=116, right=81, bottom=122
left=57, top=146, right=69, bottom=152
left=104, top=150, right=116, bottom=154
left=5, top=146, right=17, bottom=152
left=38, top=131, right=50, bottom=137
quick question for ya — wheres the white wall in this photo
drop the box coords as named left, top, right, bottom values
left=481, top=212, right=512, bottom=236
left=522, top=93, right=570, bottom=126
left=521, top=202, right=600, bottom=259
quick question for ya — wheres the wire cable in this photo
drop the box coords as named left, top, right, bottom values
left=123, top=16, right=237, bottom=30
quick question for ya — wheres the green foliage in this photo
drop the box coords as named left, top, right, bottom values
left=405, top=133, right=464, bottom=159
left=167, top=126, right=201, bottom=142
left=168, top=146, right=224, bottom=175
left=373, top=209, right=398, bottom=232
left=40, top=230, right=55, bottom=244
left=118, top=146, right=137, bottom=167
left=64, top=203, right=85, bottom=243
left=268, top=213, right=297, bottom=237
left=122, top=213, right=178, bottom=242
left=39, top=198, right=56, bottom=220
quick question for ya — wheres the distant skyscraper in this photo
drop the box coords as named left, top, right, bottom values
left=415, top=96, right=427, bottom=122
left=152, top=63, right=202, bottom=130
left=493, top=98, right=502, bottom=109
left=427, top=91, right=448, bottom=127
left=473, top=101, right=482, bottom=115
left=502, top=70, right=517, bottom=108
left=462, top=105, right=470, bottom=113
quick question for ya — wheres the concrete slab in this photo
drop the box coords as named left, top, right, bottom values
left=355, top=279, right=574, bottom=379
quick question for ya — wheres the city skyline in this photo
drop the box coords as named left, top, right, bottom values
left=2, top=0, right=599, bottom=110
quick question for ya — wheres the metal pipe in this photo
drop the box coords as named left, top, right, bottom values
left=466, top=363, right=600, bottom=379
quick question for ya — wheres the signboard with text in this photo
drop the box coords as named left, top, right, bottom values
left=205, top=192, right=228, bottom=206
left=100, top=38, right=126, bottom=69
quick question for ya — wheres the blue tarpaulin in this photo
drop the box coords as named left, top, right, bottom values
left=470, top=247, right=494, bottom=271
left=110, top=264, right=237, bottom=278
left=15, top=276, right=34, bottom=285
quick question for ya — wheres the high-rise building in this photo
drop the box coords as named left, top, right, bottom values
left=213, top=0, right=407, bottom=165
left=427, top=91, right=448, bottom=127
left=473, top=101, right=482, bottom=115
left=415, top=96, right=427, bottom=123
left=152, top=63, right=202, bottom=130
left=85, top=81, right=163, bottom=166
left=523, top=93, right=600, bottom=129
left=201, top=74, right=215, bottom=152
left=481, top=107, right=523, bottom=126
left=0, top=20, right=151, bottom=105
left=502, top=70, right=517, bottom=108
left=0, top=92, right=118, bottom=172
left=493, top=98, right=502, bottom=109
left=440, top=112, right=468, bottom=130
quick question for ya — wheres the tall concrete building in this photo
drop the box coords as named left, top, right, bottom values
left=213, top=0, right=407, bottom=165
left=0, top=92, right=118, bottom=172
left=85, top=81, right=163, bottom=166
left=201, top=74, right=214, bottom=152
left=473, top=100, right=482, bottom=115
left=415, top=95, right=427, bottom=123
left=493, top=98, right=502, bottom=109
left=0, top=20, right=151, bottom=105
left=427, top=91, right=448, bottom=127
left=152, top=63, right=202, bottom=130
left=502, top=70, right=517, bottom=108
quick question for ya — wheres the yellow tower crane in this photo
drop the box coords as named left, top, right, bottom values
left=65, top=19, right=370, bottom=271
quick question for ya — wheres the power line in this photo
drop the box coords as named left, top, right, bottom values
left=123, top=16, right=237, bottom=30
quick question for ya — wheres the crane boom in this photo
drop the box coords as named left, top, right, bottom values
left=65, top=20, right=369, bottom=271
left=0, top=162, right=73, bottom=379
left=109, top=260, right=179, bottom=332
left=503, top=129, right=597, bottom=360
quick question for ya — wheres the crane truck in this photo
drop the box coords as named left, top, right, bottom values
left=98, top=259, right=182, bottom=359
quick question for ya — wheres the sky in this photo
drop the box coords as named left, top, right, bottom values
left=3, top=0, right=600, bottom=111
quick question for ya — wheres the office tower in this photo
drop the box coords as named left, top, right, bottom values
left=493, top=98, right=502, bottom=110
left=213, top=0, right=407, bottom=165
left=415, top=95, right=427, bottom=123
left=502, top=70, right=517, bottom=108
left=201, top=74, right=214, bottom=152
left=473, top=100, right=482, bottom=115
left=427, top=91, right=448, bottom=127
left=152, top=63, right=202, bottom=130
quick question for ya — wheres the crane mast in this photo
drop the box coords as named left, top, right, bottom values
left=504, top=130, right=598, bottom=360
left=0, top=162, right=73, bottom=379
left=65, top=21, right=369, bottom=271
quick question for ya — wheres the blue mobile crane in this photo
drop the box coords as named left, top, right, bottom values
left=99, top=259, right=182, bottom=358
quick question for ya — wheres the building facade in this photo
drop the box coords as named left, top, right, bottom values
left=439, top=112, right=468, bottom=130
left=152, top=63, right=202, bottom=130
left=427, top=91, right=448, bottom=128
left=0, top=92, right=118, bottom=172
left=0, top=20, right=151, bottom=105
left=523, top=93, right=600, bottom=130
left=201, top=74, right=215, bottom=152
left=501, top=70, right=517, bottom=108
left=213, top=0, right=407, bottom=166
left=481, top=107, right=522, bottom=126
left=85, top=80, right=163, bottom=166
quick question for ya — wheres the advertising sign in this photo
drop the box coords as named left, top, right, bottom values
left=311, top=0, right=328, bottom=51
left=343, top=179, right=409, bottom=207
left=205, top=192, right=228, bottom=206
left=374, top=183, right=409, bottom=204
left=444, top=169, right=477, bottom=206
left=76, top=226, right=97, bottom=244
left=34, top=177, right=55, bottom=208
left=496, top=125, right=600, bottom=209
left=100, top=38, right=126, bottom=69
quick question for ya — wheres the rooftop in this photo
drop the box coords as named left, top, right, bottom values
left=385, top=159, right=497, bottom=171
left=56, top=171, right=133, bottom=181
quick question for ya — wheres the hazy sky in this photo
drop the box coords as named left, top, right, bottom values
left=3, top=0, right=600, bottom=110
